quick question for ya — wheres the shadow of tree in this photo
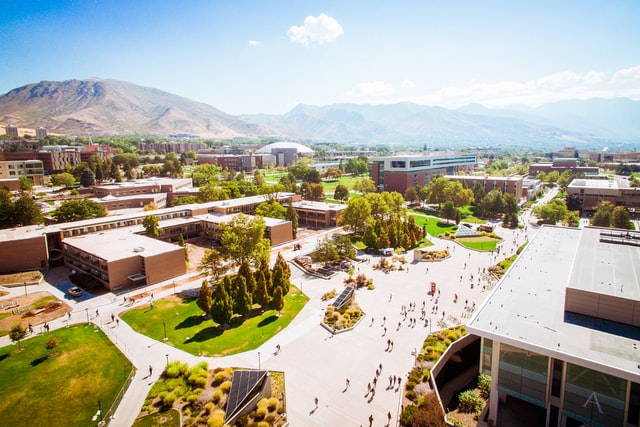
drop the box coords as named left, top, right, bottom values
left=30, top=355, right=49, bottom=366
left=186, top=326, right=223, bottom=343
left=175, top=315, right=207, bottom=330
left=258, top=315, right=278, bottom=327
left=0, top=353, right=8, bottom=362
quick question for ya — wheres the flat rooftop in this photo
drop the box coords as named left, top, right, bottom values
left=467, top=225, right=640, bottom=383
left=63, top=232, right=181, bottom=262
left=568, top=179, right=619, bottom=190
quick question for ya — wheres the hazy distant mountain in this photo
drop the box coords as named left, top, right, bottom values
left=0, top=79, right=275, bottom=138
left=1, top=78, right=638, bottom=149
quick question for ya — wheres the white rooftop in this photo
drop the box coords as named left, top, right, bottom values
left=467, top=225, right=640, bottom=383
left=62, top=232, right=181, bottom=262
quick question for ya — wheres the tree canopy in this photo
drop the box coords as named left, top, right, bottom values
left=53, top=199, right=107, bottom=223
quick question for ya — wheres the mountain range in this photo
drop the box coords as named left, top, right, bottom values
left=1, top=78, right=639, bottom=149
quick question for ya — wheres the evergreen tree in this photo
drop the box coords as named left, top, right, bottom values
left=233, top=275, right=252, bottom=315
left=285, top=202, right=299, bottom=238
left=196, top=280, right=212, bottom=316
left=178, top=235, right=189, bottom=265
left=259, top=258, right=272, bottom=296
left=238, top=260, right=256, bottom=296
left=271, top=285, right=285, bottom=314
left=271, top=262, right=288, bottom=296
left=611, top=206, right=632, bottom=229
left=210, top=276, right=233, bottom=325
left=378, top=227, right=391, bottom=249
left=253, top=268, right=270, bottom=307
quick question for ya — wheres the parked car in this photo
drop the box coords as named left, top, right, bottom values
left=68, top=286, right=83, bottom=298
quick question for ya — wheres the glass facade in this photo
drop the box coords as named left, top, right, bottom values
left=563, top=363, right=626, bottom=427
left=482, top=338, right=492, bottom=375
left=498, top=344, right=548, bottom=407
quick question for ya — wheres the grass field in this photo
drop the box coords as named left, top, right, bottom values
left=321, top=175, right=362, bottom=194
left=121, top=287, right=309, bottom=357
left=410, top=215, right=458, bottom=236
left=0, top=324, right=132, bottom=427
left=455, top=236, right=500, bottom=251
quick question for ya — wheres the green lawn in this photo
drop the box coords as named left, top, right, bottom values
left=411, top=216, right=458, bottom=236
left=456, top=236, right=500, bottom=251
left=321, top=175, right=362, bottom=194
left=121, top=287, right=309, bottom=357
left=0, top=324, right=132, bottom=427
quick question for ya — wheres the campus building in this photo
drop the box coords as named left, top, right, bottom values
left=567, top=179, right=640, bottom=212
left=369, top=153, right=477, bottom=194
left=444, top=175, right=525, bottom=201
left=0, top=160, right=45, bottom=188
left=467, top=226, right=640, bottom=427
left=529, top=158, right=599, bottom=177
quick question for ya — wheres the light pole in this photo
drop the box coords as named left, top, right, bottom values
left=86, top=308, right=89, bottom=323
left=97, top=400, right=104, bottom=425
left=165, top=353, right=169, bottom=366
left=163, top=321, right=168, bottom=341
left=173, top=281, right=176, bottom=294
left=258, top=351, right=261, bottom=370
left=24, top=281, right=27, bottom=296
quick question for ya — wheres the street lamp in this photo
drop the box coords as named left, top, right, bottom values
left=163, top=321, right=168, bottom=341
left=86, top=308, right=89, bottom=323
left=97, top=400, right=104, bottom=425
left=165, top=353, right=169, bottom=366
left=258, top=351, right=261, bottom=370
left=24, top=281, right=27, bottom=296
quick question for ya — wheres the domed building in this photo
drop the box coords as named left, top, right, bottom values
left=256, top=141, right=314, bottom=166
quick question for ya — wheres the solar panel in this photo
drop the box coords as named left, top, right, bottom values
left=224, top=370, right=268, bottom=424
left=332, top=286, right=354, bottom=309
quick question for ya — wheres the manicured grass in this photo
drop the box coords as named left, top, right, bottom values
left=423, top=217, right=457, bottom=236
left=121, top=287, right=309, bottom=357
left=0, top=270, right=42, bottom=285
left=133, top=408, right=181, bottom=427
left=321, top=175, right=362, bottom=194
left=0, top=324, right=132, bottom=427
left=456, top=236, right=500, bottom=251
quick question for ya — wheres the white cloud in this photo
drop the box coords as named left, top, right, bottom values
left=287, top=13, right=344, bottom=46
left=401, top=79, right=416, bottom=89
left=408, top=66, right=640, bottom=108
left=612, top=65, right=640, bottom=83
left=345, top=81, right=396, bottom=100
left=248, top=40, right=262, bottom=47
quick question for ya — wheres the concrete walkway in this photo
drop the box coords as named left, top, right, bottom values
left=1, top=204, right=544, bottom=427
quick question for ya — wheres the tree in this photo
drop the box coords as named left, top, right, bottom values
left=256, top=200, right=286, bottom=219
left=440, top=201, right=457, bottom=223
left=210, top=276, right=233, bottom=325
left=0, top=189, right=13, bottom=228
left=198, top=183, right=230, bottom=203
left=285, top=202, right=299, bottom=238
left=564, top=210, right=581, bottom=227
left=312, top=238, right=339, bottom=265
left=179, top=234, right=189, bottom=265
left=502, top=193, right=519, bottom=229
left=79, top=168, right=96, bottom=187
left=404, top=186, right=418, bottom=205
left=12, top=194, right=43, bottom=226
left=533, top=199, right=568, bottom=224
left=142, top=214, right=163, bottom=237
left=338, top=197, right=372, bottom=235
left=611, top=206, right=632, bottom=229
left=334, top=184, right=350, bottom=202
left=219, top=214, right=271, bottom=268
left=591, top=201, right=615, bottom=227
left=9, top=324, right=26, bottom=350
left=199, top=248, right=229, bottom=284
left=233, top=275, right=252, bottom=315
left=271, top=285, right=285, bottom=314
left=19, top=176, right=33, bottom=192
left=51, top=172, right=77, bottom=189
left=272, top=252, right=291, bottom=295
left=352, top=178, right=376, bottom=194
left=309, top=183, right=325, bottom=201
left=334, top=234, right=356, bottom=259
left=162, top=152, right=182, bottom=177
left=196, top=281, right=212, bottom=316
left=143, top=201, right=159, bottom=211
left=53, top=199, right=107, bottom=223
left=253, top=262, right=271, bottom=306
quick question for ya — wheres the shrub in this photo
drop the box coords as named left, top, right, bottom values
left=207, top=416, right=224, bottom=427
left=255, top=406, right=268, bottom=420
left=267, top=397, right=279, bottom=411
left=212, top=371, right=228, bottom=386
left=163, top=392, right=177, bottom=407
left=478, top=373, right=491, bottom=399
left=220, top=380, right=232, bottom=393
left=256, top=398, right=268, bottom=409
left=204, top=402, right=214, bottom=414
left=405, top=390, right=416, bottom=401
left=367, top=284, right=375, bottom=290
left=212, top=390, right=223, bottom=404
left=458, top=389, right=484, bottom=413
left=256, top=422, right=270, bottom=427
left=186, top=393, right=199, bottom=403
left=189, top=375, right=207, bottom=388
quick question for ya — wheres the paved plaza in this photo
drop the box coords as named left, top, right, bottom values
left=1, top=214, right=537, bottom=427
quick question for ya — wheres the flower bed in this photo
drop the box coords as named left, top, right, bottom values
left=322, top=302, right=364, bottom=331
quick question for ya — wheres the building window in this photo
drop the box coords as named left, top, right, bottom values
left=498, top=343, right=548, bottom=407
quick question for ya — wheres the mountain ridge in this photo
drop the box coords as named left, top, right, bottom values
left=1, top=78, right=638, bottom=149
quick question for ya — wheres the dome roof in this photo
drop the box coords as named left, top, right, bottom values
left=256, top=141, right=314, bottom=154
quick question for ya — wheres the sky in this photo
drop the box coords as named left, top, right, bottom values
left=1, top=0, right=639, bottom=115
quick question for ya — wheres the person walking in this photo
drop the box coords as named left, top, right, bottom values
left=149, top=365, right=153, bottom=376
left=314, top=396, right=318, bottom=408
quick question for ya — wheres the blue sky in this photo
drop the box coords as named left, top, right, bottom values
left=1, top=0, right=639, bottom=115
